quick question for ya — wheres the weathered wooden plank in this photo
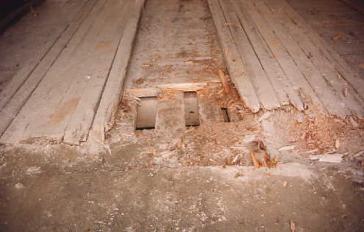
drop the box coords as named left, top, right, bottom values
left=135, top=97, right=157, bottom=130
left=250, top=0, right=350, bottom=117
left=87, top=0, right=146, bottom=144
left=62, top=0, right=136, bottom=145
left=0, top=0, right=128, bottom=144
left=230, top=0, right=304, bottom=111
left=0, top=0, right=90, bottom=110
left=234, top=0, right=327, bottom=114
left=219, top=0, right=281, bottom=110
left=197, top=92, right=224, bottom=123
left=263, top=0, right=364, bottom=116
left=0, top=0, right=97, bottom=137
left=155, top=91, right=185, bottom=137
left=274, top=0, right=364, bottom=101
left=207, top=0, right=261, bottom=113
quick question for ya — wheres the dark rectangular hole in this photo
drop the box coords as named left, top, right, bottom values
left=184, top=91, right=200, bottom=127
left=221, top=108, right=230, bottom=122
left=135, top=96, right=157, bottom=130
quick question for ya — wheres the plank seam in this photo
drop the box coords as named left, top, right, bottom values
left=234, top=11, right=281, bottom=106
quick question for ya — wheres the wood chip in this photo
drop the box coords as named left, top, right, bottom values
left=218, top=69, right=230, bottom=94
left=283, top=181, right=288, bottom=187
left=278, top=145, right=296, bottom=151
left=250, top=152, right=260, bottom=168
left=335, top=139, right=340, bottom=149
left=309, top=153, right=343, bottom=163
left=342, top=87, right=348, bottom=97
left=290, top=220, right=296, bottom=232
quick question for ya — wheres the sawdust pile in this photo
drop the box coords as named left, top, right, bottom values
left=174, top=121, right=269, bottom=167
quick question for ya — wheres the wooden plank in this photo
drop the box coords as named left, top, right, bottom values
left=263, top=0, right=364, bottom=116
left=230, top=0, right=305, bottom=111
left=135, top=97, right=157, bottom=129
left=274, top=0, right=364, bottom=101
left=207, top=0, right=261, bottom=113
left=234, top=0, right=329, bottom=115
left=250, top=0, right=350, bottom=117
left=88, top=0, right=146, bottom=144
left=219, top=0, right=281, bottom=110
left=126, top=88, right=160, bottom=98
left=125, top=82, right=217, bottom=99
left=155, top=91, right=185, bottom=137
left=197, top=92, right=224, bottom=123
left=0, top=0, right=127, bottom=144
left=62, top=0, right=135, bottom=145
left=0, top=0, right=97, bottom=136
left=0, top=0, right=89, bottom=110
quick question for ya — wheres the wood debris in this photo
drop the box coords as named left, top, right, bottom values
left=290, top=220, right=296, bottom=232
left=218, top=69, right=231, bottom=94
left=278, top=145, right=295, bottom=151
left=249, top=140, right=278, bottom=168
left=309, top=153, right=344, bottom=163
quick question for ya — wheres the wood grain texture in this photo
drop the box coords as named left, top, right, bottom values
left=208, top=0, right=363, bottom=117
left=1, top=0, right=145, bottom=144
left=0, top=0, right=97, bottom=136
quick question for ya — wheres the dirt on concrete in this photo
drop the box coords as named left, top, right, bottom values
left=0, top=132, right=364, bottom=232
